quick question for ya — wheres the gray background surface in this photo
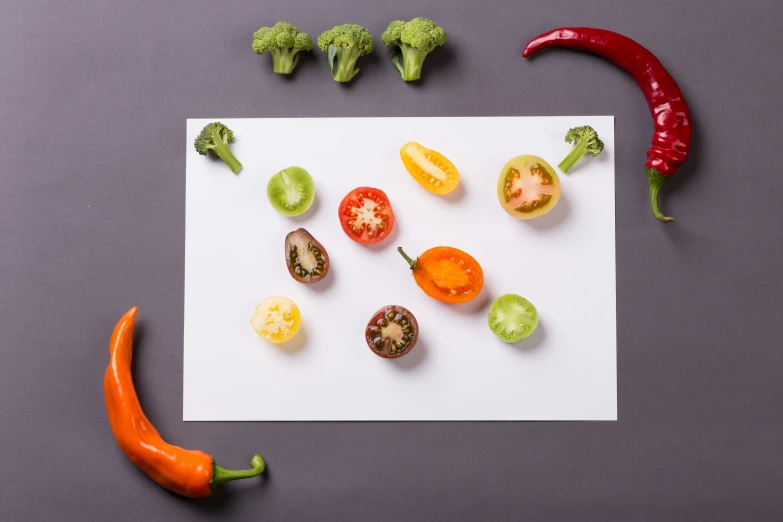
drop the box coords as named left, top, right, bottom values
left=1, top=0, right=781, bottom=520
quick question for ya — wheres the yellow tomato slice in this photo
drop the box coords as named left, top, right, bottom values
left=400, top=142, right=460, bottom=195
left=250, top=296, right=301, bottom=343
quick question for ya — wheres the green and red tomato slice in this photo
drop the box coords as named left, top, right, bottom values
left=497, top=155, right=561, bottom=219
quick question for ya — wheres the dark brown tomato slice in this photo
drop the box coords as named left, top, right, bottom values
left=365, top=305, right=419, bottom=359
left=285, top=228, right=330, bottom=284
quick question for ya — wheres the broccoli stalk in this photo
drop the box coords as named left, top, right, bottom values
left=317, top=24, right=374, bottom=83
left=558, top=126, right=605, bottom=173
left=252, top=21, right=312, bottom=75
left=194, top=122, right=242, bottom=174
left=381, top=18, right=447, bottom=82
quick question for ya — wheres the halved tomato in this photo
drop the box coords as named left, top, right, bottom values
left=250, top=296, right=301, bottom=344
left=338, top=187, right=395, bottom=244
left=400, top=142, right=460, bottom=195
left=398, top=246, right=484, bottom=304
left=497, top=155, right=561, bottom=220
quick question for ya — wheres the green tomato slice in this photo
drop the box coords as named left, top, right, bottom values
left=267, top=166, right=315, bottom=216
left=488, top=294, right=538, bottom=343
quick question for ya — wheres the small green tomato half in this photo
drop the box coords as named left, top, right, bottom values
left=267, top=166, right=315, bottom=216
left=488, top=294, right=538, bottom=343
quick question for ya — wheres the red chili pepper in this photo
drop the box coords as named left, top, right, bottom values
left=523, top=28, right=692, bottom=222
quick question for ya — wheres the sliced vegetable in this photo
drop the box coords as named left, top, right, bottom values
left=400, top=142, right=460, bottom=195
left=285, top=228, right=329, bottom=284
left=338, top=187, right=395, bottom=244
left=397, top=246, right=484, bottom=304
left=250, top=296, right=301, bottom=344
left=267, top=166, right=315, bottom=216
left=497, top=155, right=561, bottom=220
left=365, top=305, right=419, bottom=358
left=488, top=294, right=538, bottom=343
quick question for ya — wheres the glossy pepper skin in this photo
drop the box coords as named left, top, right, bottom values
left=523, top=28, right=692, bottom=222
left=104, top=307, right=265, bottom=498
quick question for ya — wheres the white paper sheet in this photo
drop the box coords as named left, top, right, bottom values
left=184, top=116, right=616, bottom=421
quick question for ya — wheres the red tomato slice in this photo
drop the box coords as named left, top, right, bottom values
left=338, top=187, right=395, bottom=245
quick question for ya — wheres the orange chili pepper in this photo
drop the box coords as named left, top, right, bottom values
left=104, top=307, right=265, bottom=498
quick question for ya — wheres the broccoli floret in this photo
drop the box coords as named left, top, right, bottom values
left=194, top=122, right=242, bottom=174
left=317, top=24, right=374, bottom=82
left=252, top=21, right=312, bottom=74
left=558, top=126, right=604, bottom=173
left=381, top=18, right=447, bottom=81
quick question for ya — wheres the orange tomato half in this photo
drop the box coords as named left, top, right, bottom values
left=400, top=142, right=460, bottom=195
left=398, top=246, right=484, bottom=304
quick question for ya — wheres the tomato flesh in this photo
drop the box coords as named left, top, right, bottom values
left=250, top=296, right=301, bottom=344
left=497, top=155, right=561, bottom=219
left=338, top=187, right=395, bottom=244
left=488, top=294, right=538, bottom=343
left=400, top=246, right=484, bottom=304
left=400, top=142, right=460, bottom=195
left=365, top=305, right=419, bottom=358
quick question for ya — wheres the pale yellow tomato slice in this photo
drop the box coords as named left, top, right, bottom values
left=497, top=155, right=561, bottom=220
left=400, top=142, right=460, bottom=195
left=250, top=296, right=301, bottom=343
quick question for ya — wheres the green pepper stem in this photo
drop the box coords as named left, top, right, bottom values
left=397, top=247, right=418, bottom=270
left=646, top=168, right=675, bottom=223
left=211, top=455, right=266, bottom=490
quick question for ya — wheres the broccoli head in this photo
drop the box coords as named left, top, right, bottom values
left=317, top=24, right=374, bottom=82
left=558, top=126, right=604, bottom=173
left=194, top=122, right=242, bottom=174
left=252, top=21, right=312, bottom=74
left=381, top=17, right=447, bottom=81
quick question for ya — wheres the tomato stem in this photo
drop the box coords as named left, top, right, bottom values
left=397, top=247, right=418, bottom=270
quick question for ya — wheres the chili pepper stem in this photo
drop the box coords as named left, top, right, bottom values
left=210, top=455, right=266, bottom=490
left=397, top=247, right=418, bottom=270
left=646, top=168, right=675, bottom=223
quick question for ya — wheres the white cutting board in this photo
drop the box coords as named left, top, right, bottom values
left=184, top=116, right=616, bottom=421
